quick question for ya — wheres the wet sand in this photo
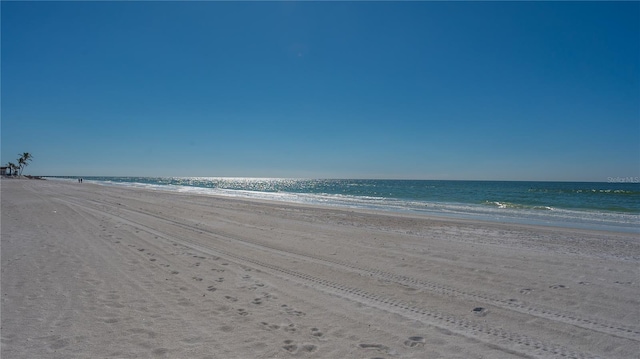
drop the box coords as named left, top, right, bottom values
left=2, top=179, right=638, bottom=358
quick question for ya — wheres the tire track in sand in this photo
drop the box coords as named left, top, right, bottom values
left=55, top=196, right=601, bottom=359
left=62, top=193, right=640, bottom=343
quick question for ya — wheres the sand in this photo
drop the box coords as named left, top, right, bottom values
left=1, top=179, right=638, bottom=359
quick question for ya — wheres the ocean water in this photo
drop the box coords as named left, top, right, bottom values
left=49, top=177, right=639, bottom=233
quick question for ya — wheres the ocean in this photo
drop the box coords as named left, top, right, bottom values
left=48, top=177, right=639, bottom=233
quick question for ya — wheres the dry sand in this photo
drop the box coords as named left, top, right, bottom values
left=1, top=179, right=638, bottom=359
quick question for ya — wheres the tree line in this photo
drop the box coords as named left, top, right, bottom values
left=6, top=152, right=33, bottom=176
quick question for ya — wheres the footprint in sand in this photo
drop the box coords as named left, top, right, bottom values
left=282, top=341, right=298, bottom=353
left=472, top=307, right=488, bottom=316
left=283, top=306, right=306, bottom=317
left=249, top=283, right=265, bottom=290
left=519, top=288, right=533, bottom=295
left=311, top=328, right=324, bottom=337
left=283, top=323, right=297, bottom=333
left=260, top=322, right=281, bottom=330
left=301, top=344, right=317, bottom=352
left=207, top=286, right=217, bottom=292
left=359, top=343, right=389, bottom=352
left=282, top=340, right=316, bottom=354
left=404, top=336, right=426, bottom=348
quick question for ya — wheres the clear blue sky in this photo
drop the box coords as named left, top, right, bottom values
left=2, top=1, right=638, bottom=181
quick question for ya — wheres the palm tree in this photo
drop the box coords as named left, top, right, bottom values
left=6, top=162, right=19, bottom=176
left=17, top=152, right=33, bottom=176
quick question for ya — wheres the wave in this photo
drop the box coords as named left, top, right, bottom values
left=483, top=201, right=554, bottom=211
left=527, top=188, right=640, bottom=195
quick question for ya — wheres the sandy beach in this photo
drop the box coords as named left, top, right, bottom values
left=1, top=179, right=638, bottom=359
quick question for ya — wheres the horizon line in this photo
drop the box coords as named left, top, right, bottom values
left=37, top=175, right=640, bottom=184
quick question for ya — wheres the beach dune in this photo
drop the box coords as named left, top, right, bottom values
left=1, top=179, right=638, bottom=358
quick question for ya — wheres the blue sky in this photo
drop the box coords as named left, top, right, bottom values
left=2, top=1, right=638, bottom=181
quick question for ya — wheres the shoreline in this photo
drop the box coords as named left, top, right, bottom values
left=2, top=179, right=639, bottom=358
left=45, top=176, right=640, bottom=234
